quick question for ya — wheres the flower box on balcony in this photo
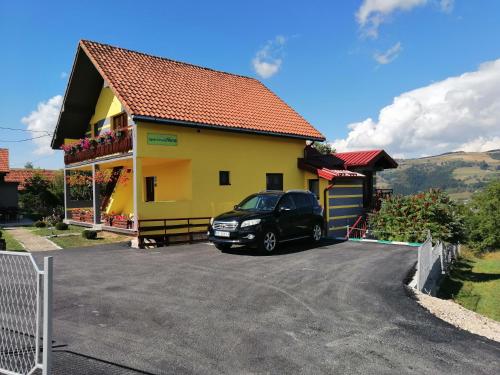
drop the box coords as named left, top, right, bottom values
left=63, top=128, right=133, bottom=165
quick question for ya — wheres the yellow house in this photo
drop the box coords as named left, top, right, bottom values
left=50, top=40, right=331, bottom=244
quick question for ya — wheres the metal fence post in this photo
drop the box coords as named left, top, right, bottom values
left=42, top=256, right=53, bottom=375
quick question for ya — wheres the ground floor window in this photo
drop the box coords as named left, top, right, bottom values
left=308, top=179, right=319, bottom=199
left=145, top=176, right=156, bottom=202
left=219, top=171, right=230, bottom=185
left=266, top=173, right=283, bottom=191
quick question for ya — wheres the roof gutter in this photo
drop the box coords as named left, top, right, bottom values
left=132, top=115, right=325, bottom=142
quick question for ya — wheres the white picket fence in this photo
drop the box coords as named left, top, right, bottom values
left=415, top=234, right=460, bottom=295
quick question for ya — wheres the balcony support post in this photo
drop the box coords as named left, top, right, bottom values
left=92, top=163, right=101, bottom=224
left=63, top=168, right=69, bottom=221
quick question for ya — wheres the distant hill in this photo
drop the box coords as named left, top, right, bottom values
left=377, top=150, right=500, bottom=201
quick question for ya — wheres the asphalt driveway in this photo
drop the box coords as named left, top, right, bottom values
left=35, top=240, right=500, bottom=374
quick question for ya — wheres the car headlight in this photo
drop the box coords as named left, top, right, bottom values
left=210, top=217, right=214, bottom=225
left=241, top=219, right=261, bottom=228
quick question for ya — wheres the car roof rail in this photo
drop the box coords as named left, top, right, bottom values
left=259, top=190, right=285, bottom=193
left=286, top=189, right=312, bottom=194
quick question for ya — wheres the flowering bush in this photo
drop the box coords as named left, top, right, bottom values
left=369, top=189, right=466, bottom=244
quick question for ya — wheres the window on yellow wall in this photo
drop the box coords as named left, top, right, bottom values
left=266, top=173, right=283, bottom=191
left=145, top=176, right=156, bottom=202
left=219, top=171, right=230, bottom=186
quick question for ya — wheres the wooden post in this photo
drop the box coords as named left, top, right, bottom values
left=92, top=164, right=101, bottom=224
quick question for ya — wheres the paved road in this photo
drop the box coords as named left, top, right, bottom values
left=35, top=241, right=499, bottom=374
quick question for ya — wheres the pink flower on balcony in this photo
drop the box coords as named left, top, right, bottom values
left=81, top=138, right=91, bottom=150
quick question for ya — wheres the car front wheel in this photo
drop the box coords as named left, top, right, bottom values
left=312, top=223, right=322, bottom=242
left=260, top=230, right=278, bottom=253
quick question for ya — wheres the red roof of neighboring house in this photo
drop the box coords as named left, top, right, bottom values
left=79, top=40, right=325, bottom=141
left=333, top=150, right=398, bottom=169
left=0, top=149, right=9, bottom=173
left=317, top=168, right=365, bottom=181
left=4, top=169, right=58, bottom=190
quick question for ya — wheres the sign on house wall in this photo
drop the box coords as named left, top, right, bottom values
left=147, top=133, right=178, bottom=146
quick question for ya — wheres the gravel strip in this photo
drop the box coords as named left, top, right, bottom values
left=412, top=289, right=500, bottom=342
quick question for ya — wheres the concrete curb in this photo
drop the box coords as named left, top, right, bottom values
left=345, top=238, right=422, bottom=247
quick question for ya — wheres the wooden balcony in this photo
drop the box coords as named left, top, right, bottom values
left=64, top=129, right=133, bottom=165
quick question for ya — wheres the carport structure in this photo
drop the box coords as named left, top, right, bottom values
left=298, top=146, right=397, bottom=238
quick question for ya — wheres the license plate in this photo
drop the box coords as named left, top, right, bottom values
left=215, top=230, right=230, bottom=238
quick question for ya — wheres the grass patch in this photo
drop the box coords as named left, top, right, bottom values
left=438, top=249, right=500, bottom=321
left=2, top=230, right=25, bottom=251
left=30, top=224, right=84, bottom=237
left=50, top=231, right=131, bottom=248
left=29, top=224, right=131, bottom=249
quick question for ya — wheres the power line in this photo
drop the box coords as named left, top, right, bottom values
left=0, top=134, right=51, bottom=143
left=0, top=126, right=52, bottom=134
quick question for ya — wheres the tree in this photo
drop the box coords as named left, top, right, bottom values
left=313, top=141, right=335, bottom=155
left=19, top=173, right=60, bottom=218
left=465, top=179, right=500, bottom=252
left=24, top=161, right=34, bottom=169
left=479, top=161, right=489, bottom=170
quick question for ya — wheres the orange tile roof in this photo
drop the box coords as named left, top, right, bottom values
left=4, top=169, right=58, bottom=190
left=0, top=149, right=9, bottom=173
left=79, top=40, right=325, bottom=140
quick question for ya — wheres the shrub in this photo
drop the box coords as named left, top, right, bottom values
left=369, top=189, right=466, bottom=244
left=82, top=230, right=98, bottom=240
left=34, top=221, right=47, bottom=228
left=55, top=222, right=68, bottom=230
left=465, top=179, right=500, bottom=252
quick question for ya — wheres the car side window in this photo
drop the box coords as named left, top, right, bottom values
left=291, top=193, right=311, bottom=209
left=278, top=195, right=296, bottom=211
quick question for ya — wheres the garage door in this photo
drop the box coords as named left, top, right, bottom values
left=327, top=177, right=364, bottom=238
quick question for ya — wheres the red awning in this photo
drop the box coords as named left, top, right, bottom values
left=317, top=168, right=364, bottom=180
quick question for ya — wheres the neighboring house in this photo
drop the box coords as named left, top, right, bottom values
left=0, top=149, right=19, bottom=211
left=5, top=168, right=58, bottom=190
left=51, top=40, right=397, bottom=244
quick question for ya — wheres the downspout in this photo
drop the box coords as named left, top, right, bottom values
left=322, top=179, right=334, bottom=232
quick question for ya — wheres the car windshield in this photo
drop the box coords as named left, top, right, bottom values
left=237, top=194, right=281, bottom=211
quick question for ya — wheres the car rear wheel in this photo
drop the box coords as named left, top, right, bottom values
left=215, top=243, right=232, bottom=251
left=260, top=231, right=277, bottom=253
left=312, top=223, right=322, bottom=242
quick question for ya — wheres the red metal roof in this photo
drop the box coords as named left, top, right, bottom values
left=317, top=168, right=364, bottom=180
left=79, top=40, right=325, bottom=141
left=334, top=150, right=397, bottom=168
left=0, top=149, right=9, bottom=173
left=4, top=169, right=58, bottom=190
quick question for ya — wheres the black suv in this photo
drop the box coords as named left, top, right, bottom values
left=208, top=190, right=324, bottom=253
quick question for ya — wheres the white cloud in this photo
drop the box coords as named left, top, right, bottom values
left=21, top=95, right=63, bottom=155
left=252, top=36, right=286, bottom=79
left=332, top=59, right=500, bottom=157
left=356, top=0, right=428, bottom=38
left=374, top=42, right=402, bottom=64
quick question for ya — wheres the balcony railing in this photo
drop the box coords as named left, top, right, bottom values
left=64, top=129, right=133, bottom=165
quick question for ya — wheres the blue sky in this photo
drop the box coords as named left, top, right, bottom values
left=1, top=0, right=500, bottom=168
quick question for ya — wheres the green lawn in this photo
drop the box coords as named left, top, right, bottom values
left=30, top=224, right=84, bottom=237
left=2, top=230, right=25, bottom=251
left=30, top=225, right=131, bottom=248
left=438, top=249, right=500, bottom=322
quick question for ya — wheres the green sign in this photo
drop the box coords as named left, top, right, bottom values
left=147, top=133, right=177, bottom=146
